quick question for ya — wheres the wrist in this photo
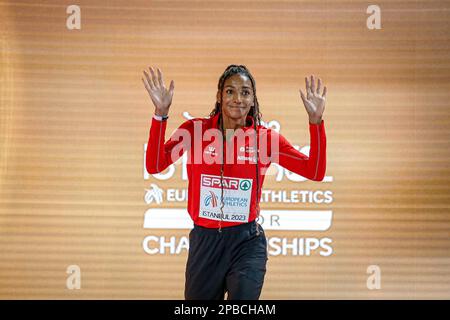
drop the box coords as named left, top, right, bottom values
left=154, top=109, right=169, bottom=117
left=309, top=117, right=322, bottom=125
left=153, top=114, right=169, bottom=121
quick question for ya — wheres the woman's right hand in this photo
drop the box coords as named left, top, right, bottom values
left=142, top=67, right=174, bottom=116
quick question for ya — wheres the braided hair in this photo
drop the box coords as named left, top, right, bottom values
left=209, top=65, right=262, bottom=233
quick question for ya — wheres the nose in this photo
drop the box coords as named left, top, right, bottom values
left=234, top=93, right=243, bottom=104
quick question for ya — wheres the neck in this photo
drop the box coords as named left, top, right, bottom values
left=222, top=115, right=247, bottom=131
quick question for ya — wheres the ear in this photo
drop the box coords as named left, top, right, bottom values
left=216, top=91, right=221, bottom=104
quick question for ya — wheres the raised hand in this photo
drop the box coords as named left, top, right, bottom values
left=299, top=75, right=327, bottom=124
left=142, top=67, right=174, bottom=116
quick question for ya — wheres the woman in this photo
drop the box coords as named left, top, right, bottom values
left=143, top=65, right=327, bottom=300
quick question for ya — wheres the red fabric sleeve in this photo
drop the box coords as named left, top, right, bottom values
left=145, top=117, right=193, bottom=174
left=270, top=120, right=326, bottom=181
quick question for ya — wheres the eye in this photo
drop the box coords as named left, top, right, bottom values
left=226, top=89, right=233, bottom=94
left=242, top=91, right=251, bottom=96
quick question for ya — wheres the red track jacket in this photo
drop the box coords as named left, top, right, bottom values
left=146, top=112, right=326, bottom=228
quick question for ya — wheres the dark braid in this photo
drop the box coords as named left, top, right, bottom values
left=253, top=96, right=261, bottom=235
left=211, top=65, right=262, bottom=233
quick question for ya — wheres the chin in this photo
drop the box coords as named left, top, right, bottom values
left=226, top=107, right=249, bottom=118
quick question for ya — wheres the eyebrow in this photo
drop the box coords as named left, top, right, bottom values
left=224, top=85, right=253, bottom=90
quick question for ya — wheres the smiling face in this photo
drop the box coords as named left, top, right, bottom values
left=217, top=73, right=255, bottom=122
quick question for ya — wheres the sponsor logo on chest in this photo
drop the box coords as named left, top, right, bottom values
left=201, top=175, right=239, bottom=190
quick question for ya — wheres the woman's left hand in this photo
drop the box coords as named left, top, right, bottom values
left=299, top=75, right=327, bottom=124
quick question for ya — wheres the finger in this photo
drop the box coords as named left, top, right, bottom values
left=299, top=89, right=308, bottom=105
left=149, top=67, right=159, bottom=88
left=142, top=78, right=158, bottom=106
left=305, top=77, right=310, bottom=93
left=169, top=80, right=175, bottom=98
left=143, top=70, right=155, bottom=91
left=310, top=75, right=315, bottom=94
left=317, top=78, right=321, bottom=95
left=300, top=89, right=313, bottom=115
left=322, top=86, right=327, bottom=98
left=157, top=68, right=165, bottom=88
left=142, top=77, right=150, bottom=92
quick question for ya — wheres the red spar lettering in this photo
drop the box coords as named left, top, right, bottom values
left=202, top=176, right=239, bottom=190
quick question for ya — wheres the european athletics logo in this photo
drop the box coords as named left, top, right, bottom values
left=204, top=191, right=218, bottom=207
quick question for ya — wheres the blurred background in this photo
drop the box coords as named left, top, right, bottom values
left=0, top=0, right=449, bottom=299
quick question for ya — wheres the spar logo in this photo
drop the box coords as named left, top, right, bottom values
left=201, top=175, right=239, bottom=190
left=201, top=175, right=252, bottom=192
left=204, top=191, right=218, bottom=207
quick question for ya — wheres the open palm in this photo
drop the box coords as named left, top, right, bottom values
left=142, top=67, right=174, bottom=116
left=299, top=75, right=327, bottom=124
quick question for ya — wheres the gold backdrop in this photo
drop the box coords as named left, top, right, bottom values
left=1, top=0, right=449, bottom=299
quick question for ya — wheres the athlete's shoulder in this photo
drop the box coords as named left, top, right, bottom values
left=255, top=123, right=272, bottom=136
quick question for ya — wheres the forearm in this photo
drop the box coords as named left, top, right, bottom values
left=146, top=117, right=169, bottom=174
left=307, top=121, right=326, bottom=181
left=275, top=121, right=326, bottom=181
